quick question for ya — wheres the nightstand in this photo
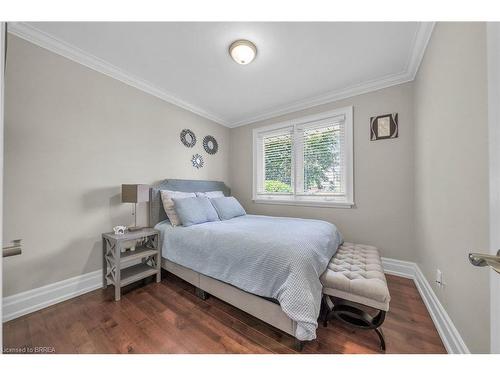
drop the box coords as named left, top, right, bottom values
left=102, top=228, right=161, bottom=301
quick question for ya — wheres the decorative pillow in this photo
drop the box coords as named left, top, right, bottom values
left=195, top=190, right=225, bottom=199
left=210, top=196, right=246, bottom=221
left=171, top=196, right=220, bottom=227
left=160, top=190, right=196, bottom=226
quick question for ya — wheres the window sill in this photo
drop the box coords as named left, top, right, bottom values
left=252, top=198, right=355, bottom=209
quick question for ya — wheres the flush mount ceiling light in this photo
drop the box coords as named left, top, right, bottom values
left=229, top=39, right=257, bottom=65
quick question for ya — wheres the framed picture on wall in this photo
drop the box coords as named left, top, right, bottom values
left=370, top=113, right=398, bottom=141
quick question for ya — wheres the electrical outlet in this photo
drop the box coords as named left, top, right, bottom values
left=436, top=269, right=444, bottom=288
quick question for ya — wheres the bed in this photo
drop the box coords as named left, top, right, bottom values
left=149, top=179, right=342, bottom=349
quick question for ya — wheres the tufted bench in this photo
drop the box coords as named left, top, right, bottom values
left=320, top=242, right=391, bottom=350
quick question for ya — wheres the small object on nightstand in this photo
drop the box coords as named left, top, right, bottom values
left=102, top=227, right=161, bottom=301
left=113, top=226, right=127, bottom=235
left=121, top=184, right=150, bottom=231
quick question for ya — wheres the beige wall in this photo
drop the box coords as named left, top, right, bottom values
left=3, top=35, right=230, bottom=296
left=229, top=82, right=415, bottom=261
left=414, top=23, right=490, bottom=353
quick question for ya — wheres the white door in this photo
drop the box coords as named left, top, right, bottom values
left=0, top=21, right=6, bottom=348
left=487, top=22, right=500, bottom=354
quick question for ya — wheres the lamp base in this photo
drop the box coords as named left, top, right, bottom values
left=127, top=226, right=143, bottom=232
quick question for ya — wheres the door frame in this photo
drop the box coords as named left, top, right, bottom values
left=0, top=21, right=6, bottom=348
left=487, top=22, right=500, bottom=354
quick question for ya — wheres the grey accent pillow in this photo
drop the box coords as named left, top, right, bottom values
left=160, top=190, right=196, bottom=226
left=210, top=196, right=246, bottom=220
left=195, top=190, right=224, bottom=198
left=171, top=196, right=220, bottom=227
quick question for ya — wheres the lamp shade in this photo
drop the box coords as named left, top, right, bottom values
left=121, top=184, right=150, bottom=203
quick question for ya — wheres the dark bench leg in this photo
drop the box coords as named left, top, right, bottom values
left=321, top=294, right=333, bottom=327
left=374, top=326, right=386, bottom=351
left=322, top=296, right=387, bottom=351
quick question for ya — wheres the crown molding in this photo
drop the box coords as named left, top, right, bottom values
left=226, top=70, right=414, bottom=128
left=7, top=22, right=230, bottom=127
left=406, top=22, right=435, bottom=80
left=227, top=22, right=435, bottom=128
left=7, top=22, right=434, bottom=129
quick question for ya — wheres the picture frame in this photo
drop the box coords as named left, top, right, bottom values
left=370, top=113, right=398, bottom=141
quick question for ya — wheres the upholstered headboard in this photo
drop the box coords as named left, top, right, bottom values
left=149, top=179, right=231, bottom=226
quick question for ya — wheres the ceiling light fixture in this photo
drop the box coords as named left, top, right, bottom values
left=229, top=40, right=257, bottom=65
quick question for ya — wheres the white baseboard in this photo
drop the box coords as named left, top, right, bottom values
left=413, top=266, right=470, bottom=354
left=2, top=270, right=101, bottom=322
left=382, top=257, right=470, bottom=354
left=381, top=257, right=416, bottom=279
left=2, top=256, right=470, bottom=354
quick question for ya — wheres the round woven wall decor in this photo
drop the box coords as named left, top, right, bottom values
left=191, top=154, right=204, bottom=169
left=180, top=129, right=197, bottom=148
left=203, top=135, right=218, bottom=155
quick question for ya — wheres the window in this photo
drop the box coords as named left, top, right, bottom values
left=253, top=107, right=353, bottom=207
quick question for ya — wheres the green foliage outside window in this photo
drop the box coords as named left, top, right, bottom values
left=264, top=135, right=292, bottom=192
left=264, top=180, right=292, bottom=193
left=303, top=130, right=338, bottom=191
left=264, top=129, right=339, bottom=193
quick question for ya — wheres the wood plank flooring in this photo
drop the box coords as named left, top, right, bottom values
left=2, top=272, right=446, bottom=354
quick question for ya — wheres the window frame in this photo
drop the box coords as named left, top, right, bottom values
left=252, top=106, right=354, bottom=208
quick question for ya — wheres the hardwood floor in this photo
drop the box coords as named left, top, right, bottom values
left=2, top=272, right=446, bottom=354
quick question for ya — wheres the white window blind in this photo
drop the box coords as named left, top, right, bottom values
left=295, top=114, right=346, bottom=196
left=253, top=107, right=353, bottom=207
left=255, top=126, right=294, bottom=195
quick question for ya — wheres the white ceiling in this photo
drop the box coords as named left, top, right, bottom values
left=9, top=22, right=434, bottom=127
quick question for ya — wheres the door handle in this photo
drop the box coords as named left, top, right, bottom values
left=3, top=239, right=22, bottom=258
left=469, top=250, right=500, bottom=274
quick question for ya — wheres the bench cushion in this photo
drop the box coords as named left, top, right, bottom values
left=320, top=242, right=391, bottom=311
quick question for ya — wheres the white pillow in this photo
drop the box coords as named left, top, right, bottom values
left=160, top=190, right=196, bottom=226
left=195, top=190, right=225, bottom=199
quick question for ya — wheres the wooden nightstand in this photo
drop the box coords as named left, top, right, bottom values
left=102, top=228, right=161, bottom=301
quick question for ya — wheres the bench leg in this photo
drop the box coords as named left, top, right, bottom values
left=322, top=297, right=388, bottom=351
left=374, top=327, right=386, bottom=351
left=321, top=295, right=335, bottom=327
left=320, top=296, right=328, bottom=327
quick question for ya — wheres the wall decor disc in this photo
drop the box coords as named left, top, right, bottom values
left=180, top=129, right=197, bottom=148
left=191, top=154, right=204, bottom=169
left=203, top=135, right=219, bottom=155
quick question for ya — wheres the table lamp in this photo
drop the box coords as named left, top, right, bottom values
left=121, top=184, right=150, bottom=231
